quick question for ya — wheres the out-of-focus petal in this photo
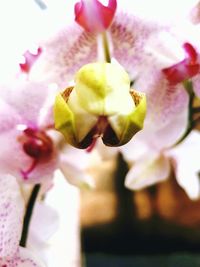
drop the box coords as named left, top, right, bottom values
left=30, top=25, right=97, bottom=88
left=59, top=147, right=96, bottom=188
left=74, top=0, right=117, bottom=33
left=119, top=137, right=150, bottom=162
left=28, top=202, right=59, bottom=247
left=0, top=82, right=55, bottom=127
left=0, top=174, right=24, bottom=260
left=129, top=72, right=188, bottom=150
left=125, top=153, right=170, bottom=190
left=189, top=1, right=200, bottom=24
left=168, top=130, right=200, bottom=199
left=0, top=98, right=22, bottom=133
left=26, top=149, right=58, bottom=184
left=0, top=130, right=31, bottom=178
left=0, top=128, right=58, bottom=183
left=162, top=42, right=200, bottom=85
left=13, top=247, right=45, bottom=267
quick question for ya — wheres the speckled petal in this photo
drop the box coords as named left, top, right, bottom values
left=110, top=13, right=161, bottom=78
left=0, top=82, right=56, bottom=128
left=30, top=24, right=97, bottom=88
left=0, top=174, right=24, bottom=260
left=135, top=71, right=189, bottom=149
left=0, top=247, right=45, bottom=267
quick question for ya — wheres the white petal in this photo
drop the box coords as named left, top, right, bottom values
left=125, top=153, right=170, bottom=190
left=28, top=202, right=59, bottom=247
left=59, top=150, right=95, bottom=189
left=168, top=130, right=200, bottom=199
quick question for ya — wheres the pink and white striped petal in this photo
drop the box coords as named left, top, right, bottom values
left=30, top=25, right=97, bottom=88
left=30, top=12, right=161, bottom=88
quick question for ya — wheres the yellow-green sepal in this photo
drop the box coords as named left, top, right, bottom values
left=107, top=90, right=146, bottom=146
left=54, top=92, right=77, bottom=147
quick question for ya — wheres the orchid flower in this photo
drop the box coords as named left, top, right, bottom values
left=0, top=81, right=58, bottom=183
left=120, top=29, right=200, bottom=199
left=0, top=70, right=100, bottom=190
left=29, top=0, right=192, bottom=191
left=0, top=174, right=44, bottom=266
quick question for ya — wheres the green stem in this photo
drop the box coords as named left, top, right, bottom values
left=20, top=184, right=41, bottom=247
left=102, top=31, right=111, bottom=63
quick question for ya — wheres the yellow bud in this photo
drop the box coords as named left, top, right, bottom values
left=54, top=62, right=146, bottom=149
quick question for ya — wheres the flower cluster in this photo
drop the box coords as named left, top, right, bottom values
left=1, top=0, right=200, bottom=266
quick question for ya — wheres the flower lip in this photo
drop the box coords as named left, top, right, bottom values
left=19, top=47, right=42, bottom=73
left=21, top=127, right=53, bottom=160
left=162, top=42, right=200, bottom=85
left=18, top=126, right=53, bottom=179
left=74, top=0, right=117, bottom=33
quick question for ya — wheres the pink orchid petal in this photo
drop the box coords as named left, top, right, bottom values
left=0, top=131, right=57, bottom=184
left=0, top=130, right=31, bottom=179
left=0, top=126, right=58, bottom=183
left=30, top=25, right=97, bottom=88
left=0, top=98, right=22, bottom=133
left=110, top=13, right=161, bottom=77
left=30, top=13, right=160, bottom=88
left=0, top=82, right=55, bottom=127
left=74, top=0, right=117, bottom=33
left=134, top=70, right=189, bottom=149
left=162, top=43, right=200, bottom=85
left=26, top=148, right=58, bottom=183
left=125, top=153, right=170, bottom=190
left=168, top=130, right=200, bottom=199
left=189, top=1, right=200, bottom=24
left=0, top=81, right=58, bottom=183
left=0, top=174, right=24, bottom=260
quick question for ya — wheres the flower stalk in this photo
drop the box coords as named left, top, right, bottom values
left=20, top=184, right=41, bottom=247
left=102, top=31, right=111, bottom=63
